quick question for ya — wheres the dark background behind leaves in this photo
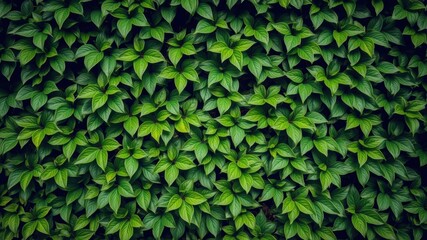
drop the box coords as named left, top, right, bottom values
left=0, top=0, right=427, bottom=239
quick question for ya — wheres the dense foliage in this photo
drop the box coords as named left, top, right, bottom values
left=1, top=0, right=427, bottom=239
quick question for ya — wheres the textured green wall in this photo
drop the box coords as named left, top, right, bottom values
left=0, top=0, right=427, bottom=239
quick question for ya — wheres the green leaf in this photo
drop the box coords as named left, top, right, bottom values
left=374, top=224, right=396, bottom=239
left=192, top=143, right=207, bottom=161
left=360, top=210, right=384, bottom=225
left=295, top=198, right=314, bottom=215
left=376, top=62, right=399, bottom=74
left=195, top=19, right=216, bottom=34
left=165, top=165, right=179, bottom=186
left=282, top=196, right=296, bottom=213
left=297, top=46, right=315, bottom=63
left=386, top=141, right=400, bottom=159
left=131, top=58, right=148, bottom=79
left=228, top=162, right=242, bottom=181
left=275, top=143, right=296, bottom=158
left=284, top=35, right=301, bottom=52
left=31, top=92, right=48, bottom=111
left=16, top=85, right=36, bottom=100
left=293, top=117, right=314, bottom=129
left=352, top=214, right=367, bottom=237
left=197, top=3, right=214, bottom=20
left=234, top=39, right=256, bottom=51
left=175, top=155, right=197, bottom=170
left=215, top=190, right=234, bottom=205
left=359, top=38, right=375, bottom=57
left=20, top=171, right=33, bottom=191
left=19, top=49, right=36, bottom=65
left=55, top=106, right=74, bottom=121
left=230, top=125, right=245, bottom=147
left=174, top=74, right=188, bottom=94
left=36, top=219, right=50, bottom=235
left=248, top=59, right=262, bottom=79
left=346, top=114, right=360, bottom=130
left=181, top=0, right=198, bottom=15
left=298, top=84, right=312, bottom=103
left=290, top=158, right=307, bottom=172
left=119, top=222, right=133, bottom=240
left=208, top=135, right=220, bottom=152
left=392, top=5, right=407, bottom=20
left=125, top=157, right=139, bottom=178
left=168, top=48, right=183, bottom=66
left=151, top=27, right=165, bottom=42
left=206, top=215, right=220, bottom=236
left=136, top=190, right=151, bottom=211
left=54, top=169, right=68, bottom=188
left=101, top=57, right=116, bottom=76
left=286, top=124, right=302, bottom=144
left=84, top=52, right=104, bottom=71
left=109, top=189, right=121, bottom=214
left=144, top=49, right=165, bottom=63
left=271, top=116, right=290, bottom=130
left=117, top=19, right=133, bottom=38
left=314, top=139, right=328, bottom=156
left=179, top=202, right=194, bottom=224
left=103, top=138, right=121, bottom=151
left=118, top=49, right=139, bottom=62
left=320, top=171, right=332, bottom=191
left=254, top=28, right=269, bottom=44
left=411, top=33, right=426, bottom=48
left=92, top=93, right=108, bottom=112
left=50, top=60, right=66, bottom=74
left=32, top=129, right=45, bottom=148
left=209, top=42, right=228, bottom=53
left=185, top=191, right=207, bottom=205
left=54, top=8, right=70, bottom=29
left=75, top=147, right=100, bottom=165
left=96, top=149, right=108, bottom=171
left=217, top=98, right=232, bottom=115
left=358, top=150, right=368, bottom=166
left=124, top=116, right=139, bottom=136
left=78, top=84, right=102, bottom=98
left=242, top=212, right=256, bottom=229
left=333, top=30, right=348, bottom=47
left=118, top=181, right=135, bottom=197
left=130, top=215, right=144, bottom=228
left=229, top=50, right=243, bottom=70
left=239, top=173, right=253, bottom=193
left=22, top=222, right=37, bottom=239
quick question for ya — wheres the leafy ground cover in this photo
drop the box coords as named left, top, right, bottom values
left=0, top=0, right=427, bottom=239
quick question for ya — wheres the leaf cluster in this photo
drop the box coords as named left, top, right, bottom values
left=1, top=0, right=427, bottom=239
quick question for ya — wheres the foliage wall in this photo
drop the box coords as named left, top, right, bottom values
left=1, top=0, right=427, bottom=239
